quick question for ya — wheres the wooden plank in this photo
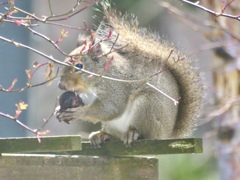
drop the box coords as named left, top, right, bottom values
left=0, top=154, right=158, bottom=180
left=0, top=136, right=202, bottom=155
left=64, top=138, right=203, bottom=156
left=0, top=135, right=82, bottom=153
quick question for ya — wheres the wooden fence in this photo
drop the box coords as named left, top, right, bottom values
left=0, top=136, right=202, bottom=180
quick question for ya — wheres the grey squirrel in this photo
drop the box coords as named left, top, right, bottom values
left=56, top=3, right=203, bottom=147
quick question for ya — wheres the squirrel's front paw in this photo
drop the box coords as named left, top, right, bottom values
left=124, top=128, right=140, bottom=147
left=89, top=131, right=111, bottom=148
left=56, top=106, right=82, bottom=124
left=56, top=91, right=85, bottom=123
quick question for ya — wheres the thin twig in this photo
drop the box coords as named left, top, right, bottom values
left=208, top=97, right=240, bottom=117
left=146, top=82, right=179, bottom=105
left=45, top=21, right=90, bottom=31
left=36, top=98, right=58, bottom=132
left=221, top=0, right=236, bottom=13
left=0, top=33, right=180, bottom=105
left=180, top=0, right=240, bottom=21
left=48, top=0, right=53, bottom=16
left=0, top=110, right=51, bottom=138
left=46, top=3, right=92, bottom=22
left=0, top=112, right=37, bottom=133
left=0, top=35, right=182, bottom=96
left=27, top=27, right=69, bottom=56
left=45, top=0, right=83, bottom=21
left=13, top=7, right=44, bottom=22
left=0, top=68, right=60, bottom=93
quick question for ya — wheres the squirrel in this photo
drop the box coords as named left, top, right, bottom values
left=56, top=2, right=203, bottom=147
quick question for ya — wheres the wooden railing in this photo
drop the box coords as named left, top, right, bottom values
left=0, top=136, right=202, bottom=180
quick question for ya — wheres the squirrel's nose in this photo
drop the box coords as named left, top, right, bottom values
left=58, top=81, right=66, bottom=90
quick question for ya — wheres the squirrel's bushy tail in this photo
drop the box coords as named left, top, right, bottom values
left=99, top=2, right=204, bottom=137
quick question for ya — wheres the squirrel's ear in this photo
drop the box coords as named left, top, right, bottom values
left=77, top=34, right=88, bottom=47
left=90, top=31, right=103, bottom=57
left=77, top=40, right=85, bottom=47
left=77, top=33, right=103, bottom=57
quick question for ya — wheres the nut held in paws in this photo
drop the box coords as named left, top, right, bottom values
left=59, top=91, right=84, bottom=112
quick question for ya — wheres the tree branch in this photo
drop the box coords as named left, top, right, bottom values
left=180, top=0, right=240, bottom=21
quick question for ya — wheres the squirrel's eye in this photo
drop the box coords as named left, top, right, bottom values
left=75, top=63, right=83, bottom=69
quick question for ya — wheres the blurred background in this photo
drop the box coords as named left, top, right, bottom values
left=1, top=0, right=240, bottom=179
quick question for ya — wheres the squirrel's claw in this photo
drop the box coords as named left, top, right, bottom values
left=124, top=128, right=140, bottom=147
left=56, top=107, right=81, bottom=123
left=89, top=131, right=110, bottom=148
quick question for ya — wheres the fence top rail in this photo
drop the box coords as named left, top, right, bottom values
left=0, top=136, right=202, bottom=156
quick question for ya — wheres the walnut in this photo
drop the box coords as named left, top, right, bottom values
left=59, top=91, right=84, bottom=112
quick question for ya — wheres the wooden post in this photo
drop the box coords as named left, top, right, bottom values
left=0, top=136, right=82, bottom=153
left=0, top=136, right=202, bottom=179
left=0, top=154, right=158, bottom=180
